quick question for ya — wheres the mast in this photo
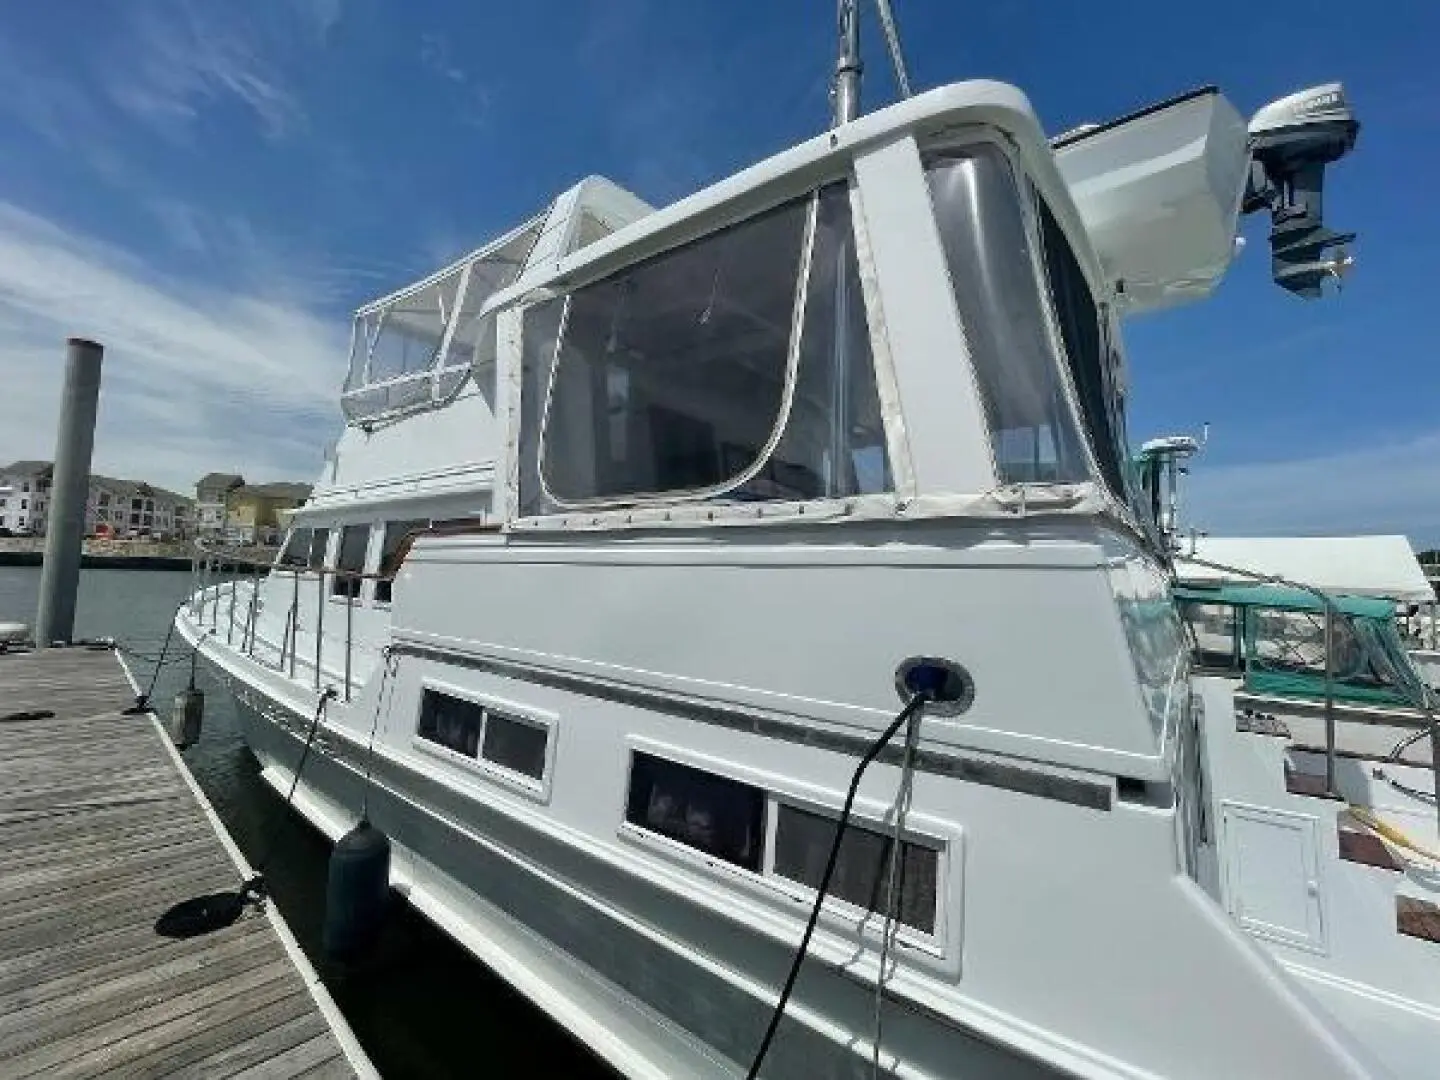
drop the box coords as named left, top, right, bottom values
left=832, top=0, right=862, bottom=126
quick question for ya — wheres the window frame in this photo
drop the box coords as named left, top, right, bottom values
left=1027, top=189, right=1140, bottom=520
left=766, top=796, right=943, bottom=937
left=622, top=750, right=768, bottom=873
left=1180, top=600, right=1243, bottom=674
left=372, top=517, right=431, bottom=606
left=503, top=176, right=915, bottom=532
left=330, top=523, right=372, bottom=600
left=533, top=192, right=821, bottom=512
left=409, top=679, right=557, bottom=802
left=277, top=526, right=313, bottom=569
left=616, top=737, right=956, bottom=964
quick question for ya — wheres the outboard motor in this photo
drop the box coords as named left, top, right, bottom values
left=1243, top=83, right=1360, bottom=297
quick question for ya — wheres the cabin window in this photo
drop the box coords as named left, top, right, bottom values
left=374, top=518, right=429, bottom=604
left=308, top=527, right=331, bottom=570
left=416, top=689, right=553, bottom=785
left=278, top=527, right=311, bottom=568
left=772, top=803, right=939, bottom=933
left=417, top=689, right=483, bottom=758
left=332, top=524, right=369, bottom=599
left=925, top=147, right=1089, bottom=486
left=1037, top=202, right=1130, bottom=501
left=1179, top=601, right=1242, bottom=672
left=481, top=711, right=549, bottom=781
left=539, top=196, right=810, bottom=504
left=625, top=752, right=764, bottom=870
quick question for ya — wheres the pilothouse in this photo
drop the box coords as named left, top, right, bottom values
left=175, top=5, right=1401, bottom=1077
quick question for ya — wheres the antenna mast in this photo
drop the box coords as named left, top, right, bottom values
left=832, top=0, right=862, bottom=126
left=832, top=1, right=913, bottom=128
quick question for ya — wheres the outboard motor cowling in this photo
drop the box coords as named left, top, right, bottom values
left=1243, top=83, right=1360, bottom=297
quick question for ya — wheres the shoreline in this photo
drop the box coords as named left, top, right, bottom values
left=0, top=539, right=274, bottom=572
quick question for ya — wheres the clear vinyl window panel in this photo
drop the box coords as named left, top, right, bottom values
left=1180, top=601, right=1241, bottom=672
left=531, top=182, right=889, bottom=510
left=1249, top=609, right=1413, bottom=695
left=625, top=752, right=765, bottom=871
left=772, top=803, right=939, bottom=934
left=734, top=183, right=889, bottom=499
left=539, top=197, right=810, bottom=504
left=925, top=147, right=1089, bottom=486
left=374, top=518, right=429, bottom=604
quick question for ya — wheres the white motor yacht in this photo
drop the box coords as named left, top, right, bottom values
left=174, top=8, right=1400, bottom=1077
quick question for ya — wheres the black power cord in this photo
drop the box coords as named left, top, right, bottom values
left=745, top=686, right=934, bottom=1079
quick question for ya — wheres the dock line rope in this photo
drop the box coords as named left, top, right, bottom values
left=360, top=647, right=398, bottom=821
left=1347, top=804, right=1440, bottom=868
left=239, top=686, right=338, bottom=903
left=745, top=686, right=933, bottom=1080
left=124, top=599, right=191, bottom=714
left=870, top=703, right=921, bottom=1079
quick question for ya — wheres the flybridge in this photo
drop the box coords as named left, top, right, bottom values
left=340, top=77, right=1363, bottom=434
left=340, top=177, right=654, bottom=426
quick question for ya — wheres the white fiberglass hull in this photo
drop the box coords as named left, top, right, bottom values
left=228, top=684, right=1068, bottom=1080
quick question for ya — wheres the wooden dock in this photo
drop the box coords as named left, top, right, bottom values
left=0, top=646, right=375, bottom=1079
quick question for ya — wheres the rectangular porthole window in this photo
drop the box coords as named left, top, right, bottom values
left=625, top=752, right=764, bottom=871
left=416, top=688, right=553, bottom=788
left=417, top=689, right=483, bottom=758
left=481, top=711, right=548, bottom=781
left=773, top=803, right=939, bottom=933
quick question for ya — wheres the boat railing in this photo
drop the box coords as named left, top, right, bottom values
left=184, top=544, right=392, bottom=704
left=1181, top=554, right=1440, bottom=833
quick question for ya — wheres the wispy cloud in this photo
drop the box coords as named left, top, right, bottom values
left=418, top=32, right=489, bottom=128
left=104, top=2, right=306, bottom=140
left=1187, top=433, right=1440, bottom=545
left=0, top=200, right=345, bottom=492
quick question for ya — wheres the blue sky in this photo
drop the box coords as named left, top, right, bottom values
left=0, top=2, right=1435, bottom=540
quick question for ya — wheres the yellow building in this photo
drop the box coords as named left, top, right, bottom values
left=223, top=482, right=311, bottom=545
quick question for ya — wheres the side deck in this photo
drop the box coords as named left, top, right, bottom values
left=0, top=646, right=375, bottom=1079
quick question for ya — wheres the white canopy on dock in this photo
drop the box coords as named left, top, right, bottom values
left=1176, top=535, right=1435, bottom=605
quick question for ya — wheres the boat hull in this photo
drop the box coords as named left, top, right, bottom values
left=230, top=683, right=1064, bottom=1080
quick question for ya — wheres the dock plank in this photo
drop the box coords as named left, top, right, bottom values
left=112, top=995, right=326, bottom=1080
left=0, top=648, right=367, bottom=1079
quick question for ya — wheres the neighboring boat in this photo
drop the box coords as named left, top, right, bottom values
left=1138, top=433, right=1440, bottom=680
left=175, top=8, right=1394, bottom=1077
left=1139, top=438, right=1440, bottom=1080
left=1178, top=579, right=1440, bottom=1080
